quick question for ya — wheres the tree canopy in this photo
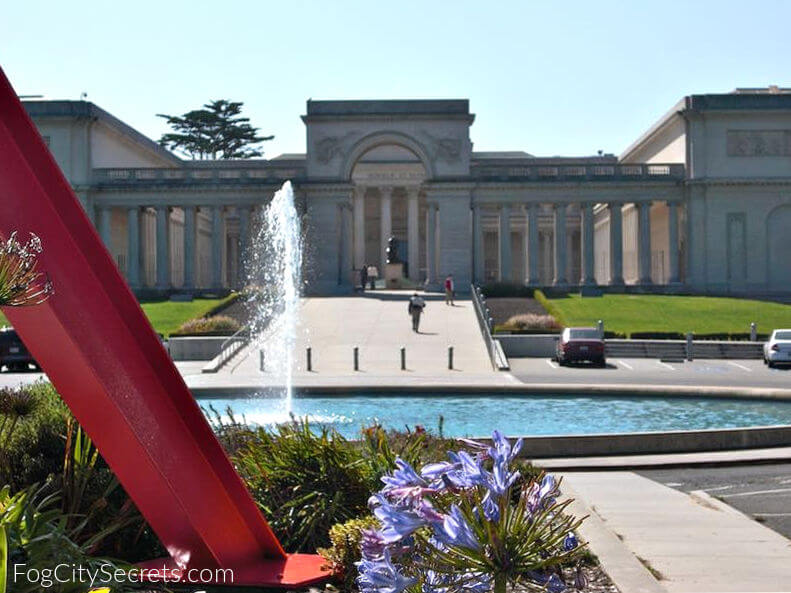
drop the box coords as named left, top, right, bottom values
left=157, top=99, right=273, bottom=159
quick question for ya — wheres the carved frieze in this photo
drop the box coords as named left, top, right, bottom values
left=314, top=132, right=358, bottom=163
left=727, top=130, right=791, bottom=156
left=420, top=131, right=465, bottom=163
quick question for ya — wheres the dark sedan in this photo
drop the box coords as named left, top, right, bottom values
left=556, top=327, right=606, bottom=367
left=0, top=327, right=39, bottom=372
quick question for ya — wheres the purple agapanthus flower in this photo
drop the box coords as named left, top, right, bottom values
left=434, top=505, right=481, bottom=551
left=563, top=532, right=578, bottom=552
left=357, top=549, right=418, bottom=593
left=361, top=528, right=387, bottom=560
left=371, top=494, right=428, bottom=542
left=526, top=474, right=559, bottom=514
left=545, top=573, right=567, bottom=593
left=382, top=458, right=427, bottom=491
left=480, top=491, right=500, bottom=522
left=488, top=430, right=524, bottom=465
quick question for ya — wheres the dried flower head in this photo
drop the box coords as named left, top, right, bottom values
left=0, top=232, right=53, bottom=306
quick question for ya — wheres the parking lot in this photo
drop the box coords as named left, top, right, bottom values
left=509, top=357, right=791, bottom=389
left=640, top=463, right=791, bottom=540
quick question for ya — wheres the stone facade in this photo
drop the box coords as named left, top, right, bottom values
left=22, top=88, right=791, bottom=296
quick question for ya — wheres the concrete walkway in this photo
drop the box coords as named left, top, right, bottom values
left=219, top=292, right=495, bottom=379
left=563, top=471, right=791, bottom=592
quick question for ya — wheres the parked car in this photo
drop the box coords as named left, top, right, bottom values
left=556, top=327, right=606, bottom=367
left=763, top=329, right=791, bottom=368
left=0, top=327, right=39, bottom=372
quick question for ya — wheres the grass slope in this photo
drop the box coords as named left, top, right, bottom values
left=547, top=294, right=791, bottom=335
left=0, top=294, right=236, bottom=336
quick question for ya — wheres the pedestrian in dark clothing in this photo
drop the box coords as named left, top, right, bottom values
left=408, top=292, right=426, bottom=332
left=360, top=265, right=368, bottom=292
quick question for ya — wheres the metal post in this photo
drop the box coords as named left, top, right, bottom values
left=259, top=349, right=265, bottom=371
left=597, top=319, right=604, bottom=337
left=686, top=332, right=694, bottom=361
left=488, top=317, right=494, bottom=332
left=750, top=322, right=757, bottom=342
left=400, top=347, right=406, bottom=371
left=354, top=347, right=359, bottom=371
left=448, top=346, right=454, bottom=370
left=306, top=347, right=312, bottom=372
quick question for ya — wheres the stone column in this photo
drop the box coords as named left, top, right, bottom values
left=553, top=203, right=567, bottom=286
left=407, top=188, right=420, bottom=281
left=527, top=203, right=540, bottom=285
left=211, top=206, right=223, bottom=289
left=379, top=186, right=392, bottom=271
left=667, top=201, right=680, bottom=284
left=338, top=203, right=353, bottom=286
left=472, top=204, right=484, bottom=283
left=609, top=202, right=624, bottom=286
left=238, top=206, right=250, bottom=288
left=126, top=207, right=140, bottom=289
left=581, top=202, right=596, bottom=286
left=182, top=206, right=196, bottom=290
left=499, top=204, right=512, bottom=282
left=155, top=206, right=170, bottom=290
left=638, top=201, right=653, bottom=285
left=426, top=203, right=436, bottom=285
left=98, top=206, right=111, bottom=248
left=353, top=186, right=366, bottom=270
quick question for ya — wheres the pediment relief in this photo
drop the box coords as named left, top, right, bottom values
left=314, top=131, right=359, bottom=164
left=420, top=131, right=468, bottom=164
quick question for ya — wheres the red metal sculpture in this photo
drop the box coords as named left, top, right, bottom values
left=0, top=67, right=328, bottom=587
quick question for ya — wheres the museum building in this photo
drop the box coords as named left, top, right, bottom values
left=22, top=87, right=791, bottom=296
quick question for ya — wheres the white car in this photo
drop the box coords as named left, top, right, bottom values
left=763, top=329, right=791, bottom=368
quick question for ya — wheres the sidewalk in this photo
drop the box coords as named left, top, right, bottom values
left=563, top=472, right=791, bottom=592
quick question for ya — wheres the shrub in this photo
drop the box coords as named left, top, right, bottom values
left=501, top=313, right=561, bottom=332
left=479, top=283, right=535, bottom=298
left=173, top=314, right=241, bottom=335
left=533, top=289, right=568, bottom=326
left=629, top=331, right=685, bottom=340
left=318, top=516, right=380, bottom=590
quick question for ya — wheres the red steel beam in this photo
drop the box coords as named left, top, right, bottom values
left=0, top=67, right=327, bottom=587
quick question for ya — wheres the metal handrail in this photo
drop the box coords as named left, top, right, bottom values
left=215, top=325, right=249, bottom=369
left=470, top=284, right=509, bottom=371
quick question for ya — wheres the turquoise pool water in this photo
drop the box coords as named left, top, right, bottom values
left=196, top=393, right=791, bottom=438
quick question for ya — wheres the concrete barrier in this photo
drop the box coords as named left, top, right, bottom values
left=498, top=334, right=558, bottom=357
left=168, top=336, right=229, bottom=361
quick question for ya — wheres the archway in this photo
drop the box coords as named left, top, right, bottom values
left=349, top=141, right=428, bottom=286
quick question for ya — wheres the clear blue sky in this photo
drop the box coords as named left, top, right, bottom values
left=3, top=0, right=790, bottom=159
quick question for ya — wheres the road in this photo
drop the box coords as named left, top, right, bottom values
left=509, top=357, right=791, bottom=389
left=639, top=463, right=791, bottom=540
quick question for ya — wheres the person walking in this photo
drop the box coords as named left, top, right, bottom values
left=408, top=292, right=426, bottom=332
left=444, top=274, right=455, bottom=305
left=360, top=264, right=368, bottom=292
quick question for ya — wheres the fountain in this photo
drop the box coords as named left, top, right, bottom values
left=246, top=181, right=303, bottom=412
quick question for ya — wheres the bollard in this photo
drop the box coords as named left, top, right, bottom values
left=488, top=316, right=494, bottom=332
left=400, top=347, right=406, bottom=371
left=597, top=319, right=604, bottom=338
left=259, top=349, right=265, bottom=372
left=306, top=347, right=312, bottom=372
left=685, top=332, right=694, bottom=361
left=448, top=346, right=454, bottom=370
left=354, top=346, right=359, bottom=371
left=750, top=322, right=757, bottom=342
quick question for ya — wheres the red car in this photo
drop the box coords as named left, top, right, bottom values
left=556, top=327, right=606, bottom=367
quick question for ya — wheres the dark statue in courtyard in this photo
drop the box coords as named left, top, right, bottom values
left=386, top=236, right=401, bottom=264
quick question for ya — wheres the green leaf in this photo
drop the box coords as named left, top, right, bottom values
left=0, top=525, right=7, bottom=593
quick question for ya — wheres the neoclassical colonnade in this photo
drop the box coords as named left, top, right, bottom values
left=94, top=203, right=254, bottom=292
left=351, top=184, right=425, bottom=281
left=472, top=199, right=683, bottom=287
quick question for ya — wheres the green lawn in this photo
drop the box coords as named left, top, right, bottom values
left=139, top=295, right=236, bottom=336
left=544, top=293, right=791, bottom=335
left=0, top=295, right=236, bottom=336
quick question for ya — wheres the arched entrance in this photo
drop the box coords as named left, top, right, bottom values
left=349, top=142, right=429, bottom=286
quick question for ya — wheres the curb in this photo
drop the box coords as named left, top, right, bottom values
left=562, top=480, right=666, bottom=593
